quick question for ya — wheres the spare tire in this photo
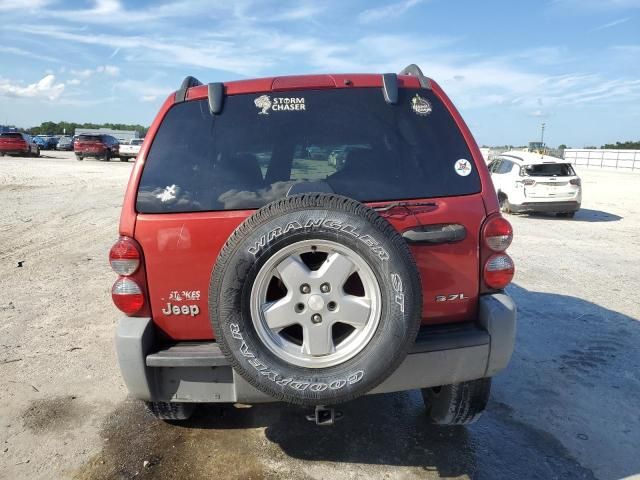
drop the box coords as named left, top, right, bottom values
left=209, top=194, right=422, bottom=406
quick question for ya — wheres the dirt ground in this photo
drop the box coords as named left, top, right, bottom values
left=1, top=151, right=638, bottom=479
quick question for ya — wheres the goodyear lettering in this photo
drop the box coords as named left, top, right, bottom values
left=229, top=324, right=365, bottom=394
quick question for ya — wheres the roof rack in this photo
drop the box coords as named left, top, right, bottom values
left=175, top=76, right=202, bottom=103
left=175, top=75, right=224, bottom=114
left=399, top=64, right=431, bottom=89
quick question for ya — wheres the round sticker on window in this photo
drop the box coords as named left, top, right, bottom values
left=454, top=159, right=472, bottom=176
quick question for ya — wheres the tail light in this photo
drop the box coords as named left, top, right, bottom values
left=570, top=178, right=581, bottom=186
left=112, top=277, right=145, bottom=315
left=110, top=236, right=149, bottom=316
left=484, top=254, right=515, bottom=289
left=109, top=237, right=140, bottom=275
left=481, top=214, right=515, bottom=292
left=483, top=216, right=513, bottom=252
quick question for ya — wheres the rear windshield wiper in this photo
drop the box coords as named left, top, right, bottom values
left=373, top=201, right=438, bottom=212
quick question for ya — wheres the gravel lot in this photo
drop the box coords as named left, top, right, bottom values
left=1, top=151, right=639, bottom=479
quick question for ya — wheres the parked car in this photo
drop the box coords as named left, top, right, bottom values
left=74, top=134, right=120, bottom=161
left=56, top=136, right=74, bottom=151
left=110, top=66, right=516, bottom=425
left=488, top=151, right=582, bottom=217
left=118, top=138, right=143, bottom=160
left=35, top=135, right=58, bottom=150
left=0, top=132, right=40, bottom=157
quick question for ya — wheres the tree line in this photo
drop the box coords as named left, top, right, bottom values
left=25, top=121, right=148, bottom=137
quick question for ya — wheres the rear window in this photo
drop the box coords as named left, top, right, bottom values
left=78, top=135, right=102, bottom=141
left=1, top=133, right=22, bottom=139
left=523, top=163, right=575, bottom=177
left=136, top=87, right=481, bottom=213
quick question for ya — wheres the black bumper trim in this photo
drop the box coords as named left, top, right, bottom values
left=512, top=201, right=580, bottom=213
left=146, top=322, right=490, bottom=368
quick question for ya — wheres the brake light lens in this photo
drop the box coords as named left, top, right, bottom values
left=109, top=237, right=140, bottom=275
left=483, top=216, right=513, bottom=252
left=112, top=277, right=145, bottom=315
left=570, top=178, right=581, bottom=186
left=484, top=254, right=515, bottom=289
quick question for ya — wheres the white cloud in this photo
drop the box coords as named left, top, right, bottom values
left=358, top=0, right=425, bottom=23
left=67, top=78, right=81, bottom=85
left=2, top=45, right=61, bottom=63
left=593, top=17, right=631, bottom=30
left=115, top=79, right=173, bottom=102
left=70, top=65, right=120, bottom=78
left=550, top=0, right=640, bottom=11
left=0, top=0, right=51, bottom=11
left=0, top=74, right=64, bottom=100
left=98, top=65, right=120, bottom=76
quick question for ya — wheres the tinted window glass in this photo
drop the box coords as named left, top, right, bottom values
left=78, top=135, right=102, bottom=141
left=524, top=163, right=575, bottom=177
left=137, top=88, right=480, bottom=213
left=1, top=133, right=22, bottom=139
left=497, top=160, right=513, bottom=174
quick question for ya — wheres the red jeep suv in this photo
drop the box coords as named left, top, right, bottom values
left=111, top=65, right=516, bottom=425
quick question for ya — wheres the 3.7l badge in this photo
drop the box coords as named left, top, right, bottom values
left=435, top=293, right=468, bottom=302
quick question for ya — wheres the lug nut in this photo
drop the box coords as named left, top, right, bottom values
left=320, top=283, right=331, bottom=293
left=311, top=314, right=322, bottom=324
left=300, top=284, right=311, bottom=294
left=295, top=303, right=305, bottom=313
left=327, top=301, right=337, bottom=311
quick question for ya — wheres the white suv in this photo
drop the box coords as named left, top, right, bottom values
left=488, top=151, right=582, bottom=218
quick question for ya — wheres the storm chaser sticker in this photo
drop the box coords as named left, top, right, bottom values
left=254, top=95, right=306, bottom=115
left=411, top=94, right=432, bottom=116
left=247, top=219, right=390, bottom=261
left=229, top=323, right=364, bottom=392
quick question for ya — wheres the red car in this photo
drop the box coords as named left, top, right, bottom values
left=74, top=134, right=120, bottom=161
left=111, top=65, right=516, bottom=425
left=0, top=132, right=40, bottom=157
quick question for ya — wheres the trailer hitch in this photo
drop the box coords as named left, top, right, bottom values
left=306, top=405, right=343, bottom=426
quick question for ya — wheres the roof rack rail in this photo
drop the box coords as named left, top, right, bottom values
left=175, top=76, right=203, bottom=103
left=399, top=64, right=431, bottom=89
left=174, top=76, right=225, bottom=114
left=381, top=73, right=398, bottom=104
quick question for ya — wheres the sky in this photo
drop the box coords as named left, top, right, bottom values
left=0, top=0, right=639, bottom=147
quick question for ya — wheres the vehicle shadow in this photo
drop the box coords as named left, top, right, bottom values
left=163, top=283, right=640, bottom=478
left=89, top=284, right=637, bottom=479
left=516, top=208, right=622, bottom=222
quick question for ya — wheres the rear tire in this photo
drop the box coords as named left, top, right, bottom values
left=498, top=194, right=512, bottom=214
left=422, top=378, right=491, bottom=425
left=145, top=401, right=195, bottom=421
left=75, top=154, right=83, bottom=161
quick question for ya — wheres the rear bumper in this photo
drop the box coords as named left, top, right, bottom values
left=0, top=149, right=28, bottom=155
left=76, top=149, right=107, bottom=157
left=511, top=201, right=580, bottom=213
left=115, top=293, right=516, bottom=403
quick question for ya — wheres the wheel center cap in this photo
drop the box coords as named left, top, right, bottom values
left=307, top=294, right=325, bottom=312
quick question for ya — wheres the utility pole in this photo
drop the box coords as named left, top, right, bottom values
left=540, top=122, right=546, bottom=155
